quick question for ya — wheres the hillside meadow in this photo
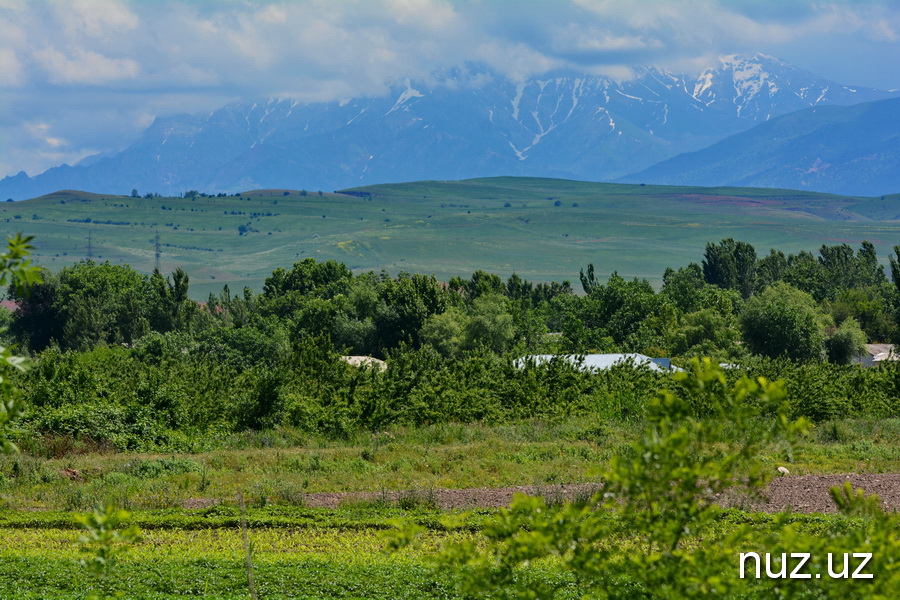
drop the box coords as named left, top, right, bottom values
left=2, top=177, right=898, bottom=298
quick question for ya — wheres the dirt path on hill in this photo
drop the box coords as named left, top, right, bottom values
left=185, top=473, right=900, bottom=513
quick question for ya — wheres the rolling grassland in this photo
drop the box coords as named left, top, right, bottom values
left=2, top=177, right=897, bottom=298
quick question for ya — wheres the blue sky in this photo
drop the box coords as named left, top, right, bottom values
left=2, top=0, right=899, bottom=179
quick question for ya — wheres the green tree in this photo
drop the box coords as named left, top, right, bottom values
left=564, top=273, right=674, bottom=353
left=449, top=270, right=505, bottom=301
left=661, top=263, right=705, bottom=313
left=755, top=248, right=787, bottom=290
left=818, top=243, right=857, bottom=299
left=11, top=260, right=152, bottom=351
left=421, top=307, right=467, bottom=357
left=579, top=262, right=600, bottom=294
left=263, top=258, right=353, bottom=299
left=854, top=240, right=887, bottom=288
left=740, top=282, right=825, bottom=361
left=261, top=258, right=353, bottom=319
left=147, top=267, right=195, bottom=333
left=828, top=286, right=895, bottom=342
left=463, top=294, right=516, bottom=354
left=54, top=261, right=150, bottom=350
left=7, top=267, right=60, bottom=351
left=825, top=316, right=867, bottom=365
left=889, top=245, right=900, bottom=294
left=373, top=273, right=449, bottom=351
left=783, top=250, right=826, bottom=300
left=0, top=234, right=42, bottom=454
left=668, top=308, right=741, bottom=360
left=702, top=238, right=757, bottom=298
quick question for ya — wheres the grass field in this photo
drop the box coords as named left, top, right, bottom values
left=0, top=507, right=816, bottom=599
left=0, top=507, right=870, bottom=600
left=2, top=418, right=898, bottom=512
left=2, top=177, right=898, bottom=298
left=0, top=496, right=889, bottom=598
left=2, top=416, right=899, bottom=598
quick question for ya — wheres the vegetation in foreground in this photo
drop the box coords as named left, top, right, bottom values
left=1, top=360, right=898, bottom=599
left=2, top=231, right=900, bottom=597
left=0, top=506, right=893, bottom=599
left=1, top=416, right=900, bottom=512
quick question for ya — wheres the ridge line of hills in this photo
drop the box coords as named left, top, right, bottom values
left=3, top=178, right=898, bottom=299
left=2, top=54, right=899, bottom=201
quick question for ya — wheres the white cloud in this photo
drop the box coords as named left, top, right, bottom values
left=0, top=4, right=27, bottom=86
left=35, top=46, right=140, bottom=84
left=53, top=0, right=139, bottom=37
left=25, top=122, right=68, bottom=149
left=384, top=0, right=459, bottom=30
left=7, top=120, right=98, bottom=174
left=872, top=17, right=898, bottom=41
left=1, top=0, right=899, bottom=178
left=0, top=48, right=23, bottom=85
left=475, top=39, right=564, bottom=81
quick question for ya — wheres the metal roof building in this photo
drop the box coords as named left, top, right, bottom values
left=514, top=353, right=679, bottom=372
left=854, top=344, right=898, bottom=367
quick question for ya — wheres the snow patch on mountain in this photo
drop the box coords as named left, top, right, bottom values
left=387, top=81, right=424, bottom=115
left=693, top=71, right=714, bottom=100
left=2, top=54, right=898, bottom=200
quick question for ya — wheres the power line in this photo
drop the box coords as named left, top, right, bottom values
left=155, top=230, right=161, bottom=271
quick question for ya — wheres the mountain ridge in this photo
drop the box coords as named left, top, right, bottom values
left=2, top=54, right=897, bottom=200
left=622, top=96, right=900, bottom=196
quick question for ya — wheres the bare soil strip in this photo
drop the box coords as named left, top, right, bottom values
left=285, top=474, right=900, bottom=514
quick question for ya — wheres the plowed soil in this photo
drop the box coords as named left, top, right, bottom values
left=289, top=473, right=900, bottom=514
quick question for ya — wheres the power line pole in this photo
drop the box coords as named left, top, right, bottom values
left=86, top=229, right=93, bottom=260
left=155, top=230, right=161, bottom=271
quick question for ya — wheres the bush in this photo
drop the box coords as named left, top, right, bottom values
left=826, top=317, right=867, bottom=365
left=740, top=282, right=825, bottom=361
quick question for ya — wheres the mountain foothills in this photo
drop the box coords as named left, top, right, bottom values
left=4, top=179, right=900, bottom=298
left=623, top=97, right=900, bottom=196
left=2, top=54, right=898, bottom=200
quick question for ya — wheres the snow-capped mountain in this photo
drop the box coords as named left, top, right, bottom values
left=690, top=53, right=879, bottom=120
left=622, top=96, right=900, bottom=196
left=2, top=54, right=896, bottom=199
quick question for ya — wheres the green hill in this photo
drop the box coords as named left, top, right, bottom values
left=2, top=178, right=898, bottom=298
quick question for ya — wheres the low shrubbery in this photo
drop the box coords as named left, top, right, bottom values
left=8, top=335, right=900, bottom=454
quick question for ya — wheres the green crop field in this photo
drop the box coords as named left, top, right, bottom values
left=1, top=177, right=897, bottom=298
left=0, top=505, right=821, bottom=599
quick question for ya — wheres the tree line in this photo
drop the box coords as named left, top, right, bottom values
left=3, top=238, right=900, bottom=451
left=7, top=238, right=899, bottom=364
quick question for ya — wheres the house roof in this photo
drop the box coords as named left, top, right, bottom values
left=340, top=355, right=387, bottom=371
left=515, top=353, right=674, bottom=372
left=866, top=344, right=897, bottom=362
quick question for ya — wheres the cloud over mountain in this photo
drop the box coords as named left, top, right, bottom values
left=2, top=1, right=899, bottom=180
left=2, top=54, right=896, bottom=200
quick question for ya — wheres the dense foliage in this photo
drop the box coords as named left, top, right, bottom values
left=2, top=238, right=900, bottom=449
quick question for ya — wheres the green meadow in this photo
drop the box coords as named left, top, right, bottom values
left=2, top=177, right=898, bottom=298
